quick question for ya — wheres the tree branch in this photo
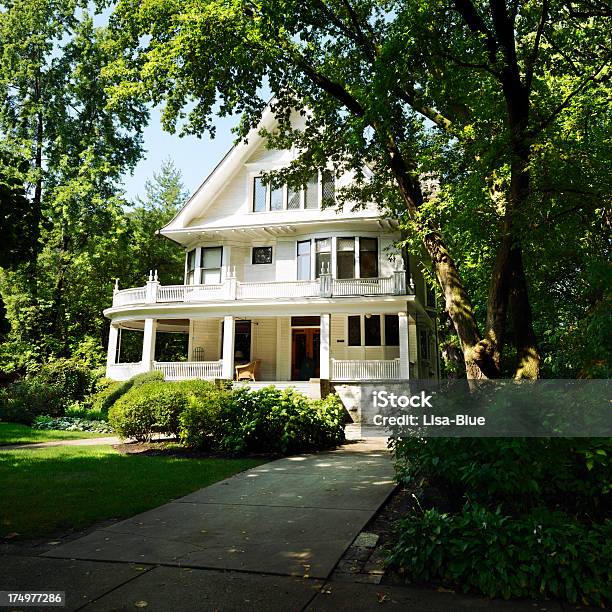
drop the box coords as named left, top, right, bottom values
left=453, top=0, right=498, bottom=63
left=530, top=58, right=611, bottom=136
left=525, top=0, right=550, bottom=93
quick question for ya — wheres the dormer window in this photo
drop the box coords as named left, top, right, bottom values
left=322, top=171, right=335, bottom=207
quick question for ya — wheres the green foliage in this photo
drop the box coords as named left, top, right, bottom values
left=109, top=380, right=345, bottom=453
left=0, top=359, right=96, bottom=424
left=387, top=504, right=611, bottom=606
left=32, top=415, right=113, bottom=434
left=389, top=435, right=611, bottom=603
left=392, top=437, right=611, bottom=517
left=91, top=370, right=164, bottom=414
left=109, top=379, right=189, bottom=440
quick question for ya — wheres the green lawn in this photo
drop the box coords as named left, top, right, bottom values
left=0, top=445, right=264, bottom=537
left=0, top=422, right=111, bottom=446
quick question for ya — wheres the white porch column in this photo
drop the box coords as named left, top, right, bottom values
left=141, top=317, right=157, bottom=372
left=320, top=313, right=331, bottom=380
left=106, top=323, right=119, bottom=367
left=398, top=311, right=410, bottom=380
left=222, top=315, right=235, bottom=379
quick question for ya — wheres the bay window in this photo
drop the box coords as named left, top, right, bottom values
left=186, top=249, right=196, bottom=285
left=201, top=247, right=222, bottom=284
left=336, top=237, right=355, bottom=279
left=315, top=238, right=331, bottom=277
left=297, top=240, right=311, bottom=280
left=359, top=237, right=378, bottom=278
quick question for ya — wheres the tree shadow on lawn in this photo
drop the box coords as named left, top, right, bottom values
left=0, top=445, right=264, bottom=539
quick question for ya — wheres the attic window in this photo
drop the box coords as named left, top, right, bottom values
left=253, top=177, right=267, bottom=212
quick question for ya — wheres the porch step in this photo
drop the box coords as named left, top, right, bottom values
left=235, top=381, right=321, bottom=400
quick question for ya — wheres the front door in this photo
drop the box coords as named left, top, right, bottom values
left=291, top=329, right=320, bottom=381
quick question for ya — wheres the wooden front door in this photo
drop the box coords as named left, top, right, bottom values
left=291, top=328, right=320, bottom=381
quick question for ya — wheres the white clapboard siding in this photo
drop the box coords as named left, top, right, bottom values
left=190, top=319, right=222, bottom=361
left=251, top=318, right=277, bottom=380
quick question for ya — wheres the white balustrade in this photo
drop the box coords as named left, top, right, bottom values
left=332, top=277, right=394, bottom=296
left=332, top=358, right=401, bottom=380
left=112, top=287, right=146, bottom=307
left=111, top=276, right=406, bottom=307
left=106, top=362, right=145, bottom=380
left=154, top=360, right=223, bottom=381
left=237, top=280, right=320, bottom=299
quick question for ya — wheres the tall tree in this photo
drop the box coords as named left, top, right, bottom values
left=0, top=1, right=148, bottom=364
left=106, top=0, right=610, bottom=378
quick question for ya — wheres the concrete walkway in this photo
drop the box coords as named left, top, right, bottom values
left=2, top=437, right=573, bottom=611
left=43, top=438, right=394, bottom=579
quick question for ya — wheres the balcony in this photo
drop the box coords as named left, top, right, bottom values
left=111, top=271, right=410, bottom=309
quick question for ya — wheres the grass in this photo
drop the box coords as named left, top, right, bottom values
left=0, top=422, right=111, bottom=446
left=0, top=445, right=265, bottom=537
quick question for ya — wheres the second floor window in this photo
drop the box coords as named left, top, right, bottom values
left=360, top=237, right=378, bottom=278
left=187, top=249, right=196, bottom=285
left=336, top=237, right=355, bottom=279
left=297, top=240, right=311, bottom=280
left=201, top=247, right=222, bottom=284
left=315, top=238, right=331, bottom=277
left=305, top=174, right=319, bottom=209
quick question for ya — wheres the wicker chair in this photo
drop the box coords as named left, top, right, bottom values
left=235, top=359, right=261, bottom=381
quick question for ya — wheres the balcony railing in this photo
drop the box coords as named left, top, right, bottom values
left=332, top=358, right=401, bottom=381
left=112, top=271, right=410, bottom=308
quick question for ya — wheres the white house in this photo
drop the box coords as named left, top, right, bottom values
left=104, top=108, right=438, bottom=402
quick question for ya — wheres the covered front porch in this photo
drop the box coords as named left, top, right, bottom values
left=106, top=312, right=416, bottom=383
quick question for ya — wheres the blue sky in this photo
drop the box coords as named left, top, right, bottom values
left=123, top=106, right=239, bottom=202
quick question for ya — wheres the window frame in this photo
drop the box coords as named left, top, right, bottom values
left=200, top=246, right=223, bottom=285
left=252, top=246, right=273, bottom=265
left=252, top=176, right=267, bottom=213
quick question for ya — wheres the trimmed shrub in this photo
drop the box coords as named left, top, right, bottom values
left=387, top=504, right=612, bottom=606
left=184, top=386, right=346, bottom=454
left=109, top=379, right=188, bottom=441
left=109, top=380, right=345, bottom=454
left=92, top=370, right=164, bottom=414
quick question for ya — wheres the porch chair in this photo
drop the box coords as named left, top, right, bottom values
left=235, top=359, right=261, bottom=382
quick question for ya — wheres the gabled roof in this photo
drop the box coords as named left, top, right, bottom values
left=160, top=105, right=280, bottom=236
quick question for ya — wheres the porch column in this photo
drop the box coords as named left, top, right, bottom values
left=320, top=313, right=331, bottom=380
left=222, top=315, right=235, bottom=379
left=398, top=311, right=410, bottom=379
left=141, top=317, right=157, bottom=372
left=107, top=323, right=119, bottom=367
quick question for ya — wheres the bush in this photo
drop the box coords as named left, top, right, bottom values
left=205, top=386, right=345, bottom=454
left=32, top=415, right=114, bottom=434
left=391, top=437, right=610, bottom=518
left=387, top=504, right=612, bottom=606
left=108, top=380, right=345, bottom=454
left=91, top=370, right=164, bottom=414
left=0, top=359, right=96, bottom=424
left=388, top=435, right=611, bottom=604
left=109, top=379, right=188, bottom=441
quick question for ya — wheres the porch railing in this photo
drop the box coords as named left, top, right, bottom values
left=105, top=362, right=145, bottom=380
left=332, top=358, right=401, bottom=381
left=112, top=270, right=410, bottom=308
left=153, top=360, right=223, bottom=381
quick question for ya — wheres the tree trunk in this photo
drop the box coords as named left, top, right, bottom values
left=382, top=132, right=500, bottom=378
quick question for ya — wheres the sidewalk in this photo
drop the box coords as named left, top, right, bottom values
left=2, top=437, right=569, bottom=611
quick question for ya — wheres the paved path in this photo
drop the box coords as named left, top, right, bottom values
left=43, top=438, right=394, bottom=578
left=3, top=436, right=570, bottom=611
